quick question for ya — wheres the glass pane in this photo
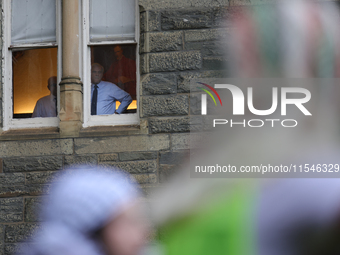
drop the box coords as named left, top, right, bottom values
left=13, top=48, right=58, bottom=118
left=11, top=0, right=56, bottom=44
left=90, top=44, right=137, bottom=115
left=90, top=0, right=135, bottom=41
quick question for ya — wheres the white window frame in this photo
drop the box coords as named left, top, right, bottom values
left=81, top=0, right=139, bottom=128
left=2, top=0, right=62, bottom=131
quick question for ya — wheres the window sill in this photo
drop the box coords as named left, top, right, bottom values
left=79, top=124, right=148, bottom=137
left=0, top=127, right=60, bottom=141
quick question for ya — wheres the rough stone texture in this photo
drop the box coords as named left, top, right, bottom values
left=0, top=198, right=23, bottom=223
left=4, top=243, right=32, bottom=255
left=142, top=95, right=189, bottom=117
left=147, top=31, right=183, bottom=52
left=185, top=28, right=225, bottom=42
left=0, top=174, right=25, bottom=186
left=161, top=10, right=213, bottom=30
left=0, top=139, right=73, bottom=158
left=4, top=223, right=40, bottom=243
left=0, top=159, right=3, bottom=173
left=0, top=224, right=4, bottom=255
left=185, top=40, right=225, bottom=56
left=190, top=93, right=202, bottom=115
left=119, top=152, right=157, bottom=161
left=24, top=197, right=42, bottom=222
left=177, top=71, right=227, bottom=93
left=149, top=51, right=201, bottom=72
left=75, top=135, right=170, bottom=154
left=159, top=164, right=176, bottom=183
left=100, top=160, right=157, bottom=174
left=140, top=54, right=149, bottom=74
left=140, top=11, right=160, bottom=32
left=171, top=133, right=206, bottom=150
left=212, top=7, right=229, bottom=27
left=132, top=174, right=157, bottom=184
left=139, top=0, right=228, bottom=10
left=149, top=117, right=190, bottom=133
left=64, top=155, right=97, bottom=166
left=98, top=154, right=118, bottom=162
left=141, top=73, right=177, bottom=95
left=0, top=185, right=48, bottom=198
left=26, top=171, right=60, bottom=185
left=160, top=151, right=189, bottom=165
left=3, top=156, right=63, bottom=173
left=202, top=56, right=225, bottom=70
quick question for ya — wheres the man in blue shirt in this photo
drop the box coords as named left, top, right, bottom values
left=91, top=63, right=132, bottom=115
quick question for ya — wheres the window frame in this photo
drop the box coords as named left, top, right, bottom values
left=2, top=0, right=62, bottom=131
left=81, top=0, right=140, bottom=128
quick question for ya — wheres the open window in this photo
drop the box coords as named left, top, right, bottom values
left=82, top=0, right=139, bottom=127
left=3, top=0, right=61, bottom=130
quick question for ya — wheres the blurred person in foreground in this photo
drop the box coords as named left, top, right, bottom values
left=19, top=167, right=147, bottom=255
left=151, top=1, right=340, bottom=255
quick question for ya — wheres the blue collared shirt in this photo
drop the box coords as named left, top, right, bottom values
left=91, top=81, right=132, bottom=115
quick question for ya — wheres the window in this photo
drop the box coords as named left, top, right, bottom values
left=82, top=0, right=139, bottom=127
left=3, top=0, right=61, bottom=130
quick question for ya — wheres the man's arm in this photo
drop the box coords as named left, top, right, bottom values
left=112, top=85, right=132, bottom=114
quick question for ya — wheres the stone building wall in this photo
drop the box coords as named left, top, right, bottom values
left=0, top=0, right=229, bottom=254
left=0, top=0, right=338, bottom=254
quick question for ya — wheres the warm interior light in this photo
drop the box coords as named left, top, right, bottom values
left=116, top=100, right=137, bottom=110
left=13, top=48, right=57, bottom=114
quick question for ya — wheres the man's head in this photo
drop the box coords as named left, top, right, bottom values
left=91, top=63, right=104, bottom=84
left=48, top=76, right=57, bottom=97
left=114, top=45, right=123, bottom=61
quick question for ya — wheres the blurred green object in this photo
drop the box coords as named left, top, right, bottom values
left=158, top=185, right=257, bottom=255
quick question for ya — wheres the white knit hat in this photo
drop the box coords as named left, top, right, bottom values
left=20, top=166, right=141, bottom=255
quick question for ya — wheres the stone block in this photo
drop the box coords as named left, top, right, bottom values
left=75, top=135, right=170, bottom=154
left=212, top=6, right=229, bottom=27
left=177, top=71, right=227, bottom=93
left=140, top=54, right=149, bottom=74
left=149, top=117, right=190, bottom=133
left=132, top=174, right=157, bottom=184
left=160, top=151, right=189, bottom=165
left=0, top=198, right=23, bottom=223
left=159, top=164, right=176, bottom=183
left=161, top=10, right=213, bottom=30
left=119, top=152, right=157, bottom=161
left=171, top=133, right=207, bottom=150
left=64, top=155, right=97, bottom=167
left=4, top=243, right=32, bottom=255
left=185, top=28, right=224, bottom=42
left=0, top=139, right=73, bottom=158
left=141, top=73, right=177, bottom=95
left=26, top=171, right=60, bottom=185
left=143, top=31, right=182, bottom=53
left=202, top=56, right=225, bottom=70
left=140, top=11, right=160, bottom=32
left=4, top=223, right=40, bottom=243
left=24, top=197, right=42, bottom=222
left=0, top=185, right=48, bottom=198
left=3, top=156, right=63, bottom=173
left=0, top=173, right=25, bottom=186
left=141, top=95, right=189, bottom=117
left=0, top=159, right=2, bottom=173
left=100, top=160, right=157, bottom=174
left=139, top=0, right=228, bottom=10
left=149, top=51, right=201, bottom=72
left=98, top=154, right=118, bottom=162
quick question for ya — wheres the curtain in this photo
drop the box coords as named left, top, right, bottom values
left=11, top=0, right=56, bottom=44
left=90, top=0, right=135, bottom=41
